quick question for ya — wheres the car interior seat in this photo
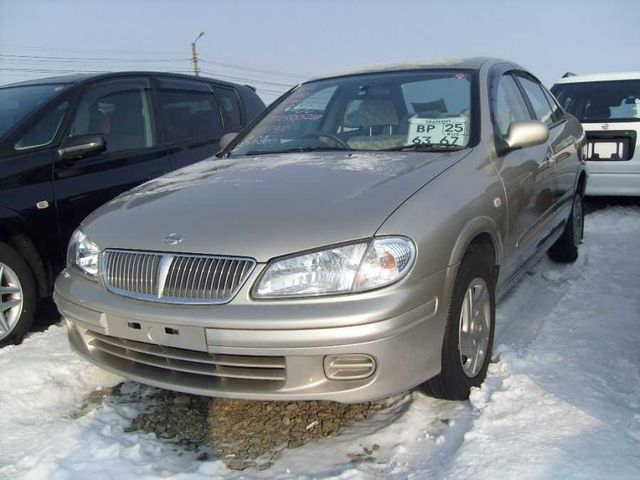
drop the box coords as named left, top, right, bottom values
left=584, top=104, right=611, bottom=120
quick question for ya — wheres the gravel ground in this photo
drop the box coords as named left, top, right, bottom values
left=208, top=398, right=384, bottom=470
left=122, top=387, right=385, bottom=471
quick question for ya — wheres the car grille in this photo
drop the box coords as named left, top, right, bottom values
left=86, top=330, right=286, bottom=382
left=101, top=249, right=255, bottom=304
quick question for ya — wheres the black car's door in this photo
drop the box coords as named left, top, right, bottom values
left=154, top=78, right=229, bottom=170
left=0, top=92, right=74, bottom=270
left=53, top=77, right=171, bottom=247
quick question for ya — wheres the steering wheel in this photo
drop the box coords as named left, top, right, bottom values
left=303, top=132, right=351, bottom=149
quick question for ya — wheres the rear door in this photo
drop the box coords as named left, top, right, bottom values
left=515, top=74, right=579, bottom=221
left=154, top=78, right=227, bottom=170
left=53, top=77, right=171, bottom=246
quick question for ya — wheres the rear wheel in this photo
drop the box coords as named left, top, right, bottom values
left=549, top=192, right=583, bottom=263
left=0, top=243, right=36, bottom=347
left=421, top=248, right=495, bottom=400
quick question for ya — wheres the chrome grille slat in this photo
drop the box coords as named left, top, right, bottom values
left=86, top=331, right=286, bottom=381
left=101, top=249, right=255, bottom=304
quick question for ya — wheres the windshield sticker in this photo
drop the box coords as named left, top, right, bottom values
left=406, top=115, right=469, bottom=146
left=273, top=112, right=324, bottom=122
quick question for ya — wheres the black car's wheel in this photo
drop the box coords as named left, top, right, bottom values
left=548, top=192, right=583, bottom=263
left=0, top=243, right=36, bottom=347
left=421, top=247, right=495, bottom=400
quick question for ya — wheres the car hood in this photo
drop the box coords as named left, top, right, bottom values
left=83, top=150, right=467, bottom=262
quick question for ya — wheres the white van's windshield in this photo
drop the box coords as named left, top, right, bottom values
left=552, top=80, right=640, bottom=123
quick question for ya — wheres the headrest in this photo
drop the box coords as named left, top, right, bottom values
left=412, top=99, right=447, bottom=114
left=585, top=105, right=610, bottom=119
left=345, top=99, right=399, bottom=127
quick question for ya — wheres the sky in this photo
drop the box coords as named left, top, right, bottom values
left=1, top=0, right=639, bottom=103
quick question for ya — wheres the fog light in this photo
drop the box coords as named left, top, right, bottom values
left=323, top=354, right=376, bottom=381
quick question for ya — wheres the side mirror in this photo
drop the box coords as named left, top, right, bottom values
left=58, top=134, right=106, bottom=160
left=504, top=120, right=549, bottom=151
left=219, top=132, right=238, bottom=150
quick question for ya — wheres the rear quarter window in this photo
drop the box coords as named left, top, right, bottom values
left=212, top=86, right=243, bottom=132
left=157, top=89, right=224, bottom=143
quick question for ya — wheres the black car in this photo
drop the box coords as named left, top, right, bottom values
left=0, top=71, right=266, bottom=345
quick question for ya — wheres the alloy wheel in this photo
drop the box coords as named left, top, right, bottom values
left=458, top=277, right=492, bottom=377
left=0, top=262, right=24, bottom=340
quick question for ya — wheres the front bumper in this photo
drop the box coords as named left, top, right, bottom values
left=54, top=267, right=451, bottom=403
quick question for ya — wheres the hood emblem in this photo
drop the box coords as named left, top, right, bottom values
left=163, top=233, right=184, bottom=245
left=602, top=123, right=609, bottom=130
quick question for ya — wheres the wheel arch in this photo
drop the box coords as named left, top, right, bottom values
left=449, top=217, right=501, bottom=266
left=0, top=209, right=50, bottom=298
left=576, top=170, right=587, bottom=196
left=447, top=217, right=502, bottom=288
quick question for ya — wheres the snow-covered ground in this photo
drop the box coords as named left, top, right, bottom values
left=1, top=205, right=639, bottom=479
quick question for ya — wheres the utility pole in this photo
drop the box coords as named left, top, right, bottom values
left=191, top=32, right=204, bottom=76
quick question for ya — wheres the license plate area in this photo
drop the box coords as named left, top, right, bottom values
left=584, top=130, right=636, bottom=161
left=105, top=314, right=207, bottom=352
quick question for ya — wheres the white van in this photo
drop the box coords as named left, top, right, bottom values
left=552, top=73, right=640, bottom=196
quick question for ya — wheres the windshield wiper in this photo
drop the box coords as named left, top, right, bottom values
left=382, top=144, right=466, bottom=152
left=244, top=146, right=355, bottom=156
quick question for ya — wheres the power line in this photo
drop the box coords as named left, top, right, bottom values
left=199, top=58, right=306, bottom=80
left=0, top=53, right=187, bottom=63
left=0, top=43, right=184, bottom=56
left=198, top=69, right=294, bottom=88
left=0, top=67, right=109, bottom=74
left=0, top=53, right=305, bottom=85
left=0, top=50, right=307, bottom=79
left=0, top=66, right=292, bottom=95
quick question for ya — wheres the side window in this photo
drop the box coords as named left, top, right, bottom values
left=517, top=75, right=554, bottom=126
left=494, top=74, right=530, bottom=136
left=542, top=87, right=565, bottom=124
left=70, top=85, right=156, bottom=153
left=15, top=101, right=69, bottom=150
left=212, top=86, right=242, bottom=132
left=157, top=89, right=224, bottom=143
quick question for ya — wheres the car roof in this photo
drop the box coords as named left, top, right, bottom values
left=554, top=72, right=640, bottom=84
left=0, top=71, right=249, bottom=90
left=305, top=57, right=515, bottom=82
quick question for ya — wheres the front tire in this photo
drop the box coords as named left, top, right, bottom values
left=548, top=192, right=583, bottom=263
left=0, top=243, right=36, bottom=347
left=421, top=248, right=495, bottom=400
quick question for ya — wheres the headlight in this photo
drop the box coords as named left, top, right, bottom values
left=254, top=237, right=416, bottom=298
left=67, top=229, right=100, bottom=278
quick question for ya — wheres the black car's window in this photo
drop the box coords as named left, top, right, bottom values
left=231, top=70, right=474, bottom=155
left=516, top=75, right=554, bottom=126
left=70, top=87, right=156, bottom=153
left=552, top=80, right=640, bottom=122
left=157, top=89, right=224, bottom=143
left=14, top=101, right=69, bottom=150
left=0, top=84, right=67, bottom=138
left=212, top=86, right=242, bottom=132
left=494, top=74, right=530, bottom=136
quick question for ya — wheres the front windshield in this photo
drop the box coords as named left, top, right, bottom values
left=552, top=80, right=640, bottom=123
left=230, top=70, right=474, bottom=156
left=0, top=84, right=67, bottom=138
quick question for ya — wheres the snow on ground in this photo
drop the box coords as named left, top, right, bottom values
left=1, top=205, right=639, bottom=479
